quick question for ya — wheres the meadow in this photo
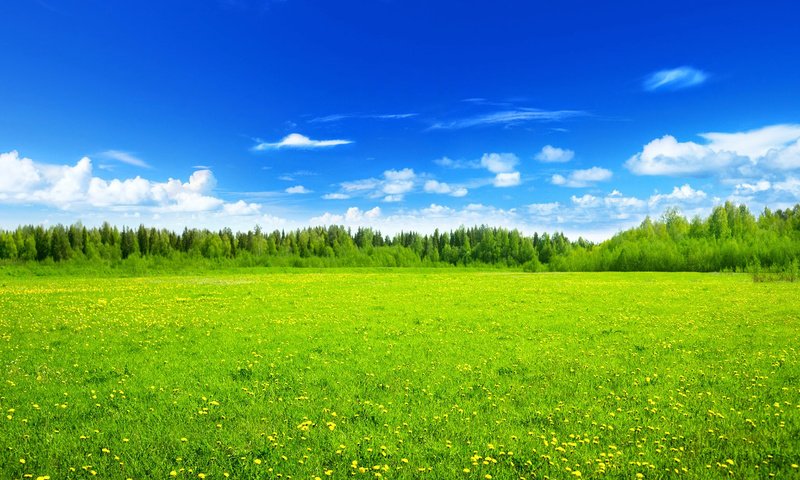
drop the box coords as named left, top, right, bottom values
left=0, top=271, right=798, bottom=479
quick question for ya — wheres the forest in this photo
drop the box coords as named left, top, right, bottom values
left=1, top=201, right=799, bottom=273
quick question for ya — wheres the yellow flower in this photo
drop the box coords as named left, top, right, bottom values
left=254, top=459, right=262, bottom=465
left=170, top=472, right=177, bottom=477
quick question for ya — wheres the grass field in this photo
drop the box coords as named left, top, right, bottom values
left=1, top=271, right=798, bottom=479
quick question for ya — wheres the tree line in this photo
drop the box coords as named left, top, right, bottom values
left=1, top=202, right=799, bottom=272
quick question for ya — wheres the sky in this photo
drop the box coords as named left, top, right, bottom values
left=2, top=0, right=800, bottom=240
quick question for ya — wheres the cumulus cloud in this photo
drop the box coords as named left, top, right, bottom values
left=535, top=145, right=574, bottom=163
left=222, top=200, right=262, bottom=216
left=435, top=152, right=522, bottom=189
left=252, top=133, right=353, bottom=150
left=477, top=153, right=521, bottom=187
left=626, top=124, right=800, bottom=176
left=643, top=66, right=708, bottom=92
left=311, top=203, right=523, bottom=236
left=493, top=172, right=521, bottom=187
left=773, top=177, right=800, bottom=197
left=480, top=153, right=518, bottom=173
left=336, top=168, right=417, bottom=202
left=551, top=167, right=612, bottom=187
left=423, top=180, right=468, bottom=197
left=648, top=184, right=707, bottom=206
left=382, top=168, right=415, bottom=194
left=0, top=150, right=250, bottom=215
left=734, top=180, right=771, bottom=196
left=570, top=194, right=600, bottom=208
left=310, top=206, right=381, bottom=225
left=285, top=185, right=312, bottom=194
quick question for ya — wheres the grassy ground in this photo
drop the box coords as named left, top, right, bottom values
left=0, top=272, right=798, bottom=479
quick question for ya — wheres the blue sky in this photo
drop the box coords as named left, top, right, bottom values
left=2, top=0, right=800, bottom=239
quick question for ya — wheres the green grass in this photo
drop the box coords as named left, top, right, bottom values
left=1, top=272, right=798, bottom=479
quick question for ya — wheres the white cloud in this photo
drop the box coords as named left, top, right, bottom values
left=310, top=113, right=417, bottom=123
left=382, top=169, right=415, bottom=197
left=700, top=124, right=800, bottom=161
left=222, top=200, right=262, bottom=216
left=100, top=150, right=151, bottom=168
left=734, top=180, right=771, bottom=196
left=648, top=184, right=707, bottom=206
left=480, top=152, right=518, bottom=173
left=311, top=203, right=524, bottom=236
left=571, top=194, right=600, bottom=208
left=322, top=193, right=350, bottom=200
left=435, top=152, right=524, bottom=189
left=625, top=135, right=733, bottom=176
left=253, top=133, right=352, bottom=150
left=285, top=185, right=312, bottom=194
left=774, top=177, right=800, bottom=197
left=0, top=150, right=230, bottom=213
left=434, top=156, right=480, bottom=169
left=551, top=167, right=612, bottom=187
left=535, top=145, right=574, bottom=163
left=311, top=206, right=381, bottom=225
left=423, top=180, right=468, bottom=197
left=87, top=176, right=152, bottom=207
left=430, top=109, right=587, bottom=130
left=493, top=172, right=521, bottom=187
left=335, top=168, right=417, bottom=202
left=341, top=178, right=381, bottom=192
left=643, top=66, right=708, bottom=92
left=0, top=151, right=46, bottom=194
left=626, top=124, right=800, bottom=176
left=527, top=202, right=561, bottom=216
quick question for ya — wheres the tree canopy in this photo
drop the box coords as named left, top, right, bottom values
left=2, top=202, right=800, bottom=272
